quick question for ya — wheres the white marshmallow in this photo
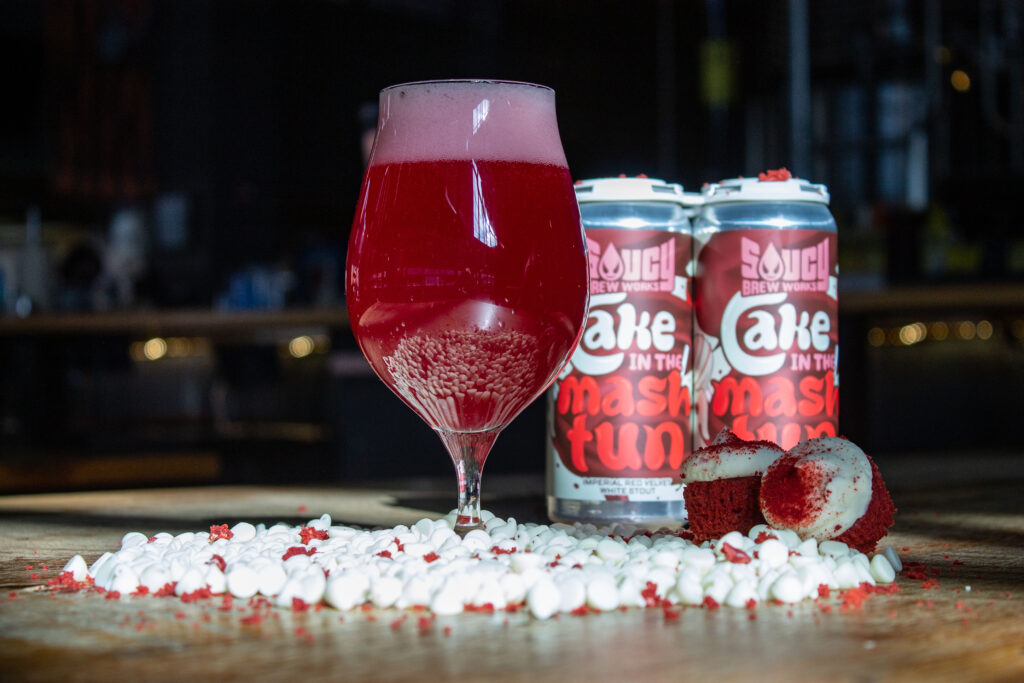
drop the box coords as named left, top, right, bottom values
left=226, top=566, right=259, bottom=599
left=882, top=545, right=903, bottom=573
left=62, top=555, right=88, bottom=582
left=771, top=574, right=803, bottom=603
left=230, top=522, right=257, bottom=543
left=527, top=579, right=561, bottom=620
left=870, top=554, right=896, bottom=584
left=586, top=575, right=620, bottom=611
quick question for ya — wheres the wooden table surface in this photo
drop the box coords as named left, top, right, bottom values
left=1, top=454, right=1022, bottom=682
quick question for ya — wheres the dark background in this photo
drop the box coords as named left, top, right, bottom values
left=0, top=0, right=1022, bottom=492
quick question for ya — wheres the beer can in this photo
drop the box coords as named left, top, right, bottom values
left=547, top=177, right=699, bottom=526
left=693, top=171, right=839, bottom=451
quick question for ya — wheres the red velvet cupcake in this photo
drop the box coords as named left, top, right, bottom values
left=759, top=436, right=895, bottom=553
left=681, top=430, right=785, bottom=542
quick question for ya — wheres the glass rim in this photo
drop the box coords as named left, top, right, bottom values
left=380, top=79, right=554, bottom=94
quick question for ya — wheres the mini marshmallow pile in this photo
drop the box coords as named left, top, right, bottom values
left=58, top=510, right=902, bottom=620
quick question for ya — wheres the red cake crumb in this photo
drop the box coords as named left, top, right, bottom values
left=423, top=552, right=441, bottom=563
left=299, top=527, right=329, bottom=545
left=282, top=546, right=316, bottom=561
left=642, top=581, right=671, bottom=608
left=209, top=524, right=233, bottom=541
left=180, top=587, right=214, bottom=603
left=758, top=168, right=793, bottom=181
left=684, top=477, right=765, bottom=543
left=153, top=583, right=177, bottom=598
left=46, top=571, right=92, bottom=593
left=722, top=543, right=751, bottom=564
left=207, top=555, right=227, bottom=572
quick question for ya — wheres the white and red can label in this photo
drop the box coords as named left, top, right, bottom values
left=549, top=229, right=692, bottom=502
left=694, top=228, right=838, bottom=451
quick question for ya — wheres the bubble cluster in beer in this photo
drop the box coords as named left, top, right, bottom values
left=383, top=329, right=542, bottom=431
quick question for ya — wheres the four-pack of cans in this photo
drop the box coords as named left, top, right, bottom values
left=547, top=171, right=840, bottom=526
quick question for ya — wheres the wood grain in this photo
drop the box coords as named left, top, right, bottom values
left=1, top=455, right=1022, bottom=682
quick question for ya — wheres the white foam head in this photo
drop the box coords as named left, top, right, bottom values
left=370, top=80, right=568, bottom=166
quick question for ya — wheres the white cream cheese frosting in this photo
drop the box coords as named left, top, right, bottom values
left=680, top=429, right=786, bottom=482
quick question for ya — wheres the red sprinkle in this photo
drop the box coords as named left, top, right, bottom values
left=702, top=596, right=720, bottom=610
left=489, top=545, right=515, bottom=555
left=209, top=524, right=234, bottom=541
left=818, top=584, right=831, bottom=599
left=105, top=591, right=122, bottom=600
left=207, top=555, right=227, bottom=572
left=291, top=597, right=311, bottom=612
left=423, top=552, right=441, bottom=563
left=299, top=527, right=330, bottom=545
left=754, top=531, right=778, bottom=544
left=722, top=543, right=751, bottom=564
left=663, top=607, right=681, bottom=620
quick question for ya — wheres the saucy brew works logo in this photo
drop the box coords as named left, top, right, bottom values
left=740, top=236, right=830, bottom=295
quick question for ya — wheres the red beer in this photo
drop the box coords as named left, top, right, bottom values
left=349, top=159, right=587, bottom=432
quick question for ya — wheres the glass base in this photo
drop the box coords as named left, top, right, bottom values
left=547, top=497, right=686, bottom=529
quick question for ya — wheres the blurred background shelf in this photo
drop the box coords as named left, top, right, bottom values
left=1, top=1, right=1023, bottom=493
left=0, top=307, right=349, bottom=336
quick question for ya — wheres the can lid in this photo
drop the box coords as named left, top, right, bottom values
left=574, top=176, right=699, bottom=206
left=702, top=173, right=831, bottom=205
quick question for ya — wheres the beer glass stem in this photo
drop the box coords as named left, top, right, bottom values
left=437, top=429, right=500, bottom=535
